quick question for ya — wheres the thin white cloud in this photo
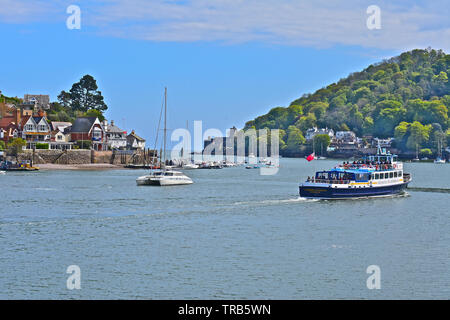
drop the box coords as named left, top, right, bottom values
left=1, top=0, right=449, bottom=51
left=0, top=0, right=57, bottom=23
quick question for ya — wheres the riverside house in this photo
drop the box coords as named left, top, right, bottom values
left=103, top=120, right=127, bottom=150
left=126, top=130, right=146, bottom=150
left=0, top=102, right=21, bottom=143
left=305, top=127, right=335, bottom=141
left=20, top=110, right=52, bottom=149
left=70, top=117, right=106, bottom=150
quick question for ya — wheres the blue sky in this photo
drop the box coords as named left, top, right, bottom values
left=0, top=0, right=449, bottom=146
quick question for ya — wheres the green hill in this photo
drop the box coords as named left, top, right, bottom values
left=244, top=48, right=450, bottom=155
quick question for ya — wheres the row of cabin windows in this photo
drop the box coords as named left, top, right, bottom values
left=371, top=171, right=402, bottom=180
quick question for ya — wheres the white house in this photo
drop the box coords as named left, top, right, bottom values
left=305, top=127, right=335, bottom=141
left=50, top=127, right=73, bottom=150
left=20, top=115, right=51, bottom=148
left=336, top=131, right=357, bottom=143
left=104, top=120, right=127, bottom=150
left=127, top=130, right=146, bottom=150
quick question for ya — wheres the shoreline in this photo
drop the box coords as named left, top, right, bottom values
left=38, top=163, right=126, bottom=171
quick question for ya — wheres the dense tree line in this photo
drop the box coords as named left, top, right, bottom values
left=245, top=48, right=450, bottom=155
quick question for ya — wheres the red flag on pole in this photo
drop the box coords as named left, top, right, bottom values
left=306, top=152, right=315, bottom=162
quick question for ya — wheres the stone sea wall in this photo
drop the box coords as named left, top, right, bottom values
left=15, top=149, right=138, bottom=165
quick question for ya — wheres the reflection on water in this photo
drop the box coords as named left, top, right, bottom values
left=0, top=159, right=449, bottom=299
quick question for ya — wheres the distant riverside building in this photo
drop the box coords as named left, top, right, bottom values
left=70, top=117, right=106, bottom=150
left=20, top=110, right=52, bottom=149
left=103, top=120, right=127, bottom=150
left=203, top=126, right=238, bottom=155
left=305, top=127, right=334, bottom=141
left=23, top=94, right=50, bottom=110
left=126, top=130, right=146, bottom=150
left=335, top=131, right=357, bottom=143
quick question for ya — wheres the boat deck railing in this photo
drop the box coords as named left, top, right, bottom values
left=336, top=163, right=397, bottom=171
left=306, top=179, right=352, bottom=184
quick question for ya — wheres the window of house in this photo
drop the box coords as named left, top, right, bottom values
left=390, top=172, right=394, bottom=178
left=39, top=125, right=47, bottom=131
left=57, top=135, right=63, bottom=141
left=394, top=172, right=397, bottom=178
left=93, top=129, right=102, bottom=138
left=26, top=124, right=34, bottom=131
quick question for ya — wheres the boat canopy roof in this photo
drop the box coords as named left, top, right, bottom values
left=330, top=167, right=375, bottom=174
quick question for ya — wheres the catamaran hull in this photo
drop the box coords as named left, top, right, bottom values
left=299, top=182, right=410, bottom=199
left=136, top=177, right=193, bottom=186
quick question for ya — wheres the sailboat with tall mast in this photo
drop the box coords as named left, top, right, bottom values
left=434, top=138, right=446, bottom=164
left=136, top=88, right=193, bottom=186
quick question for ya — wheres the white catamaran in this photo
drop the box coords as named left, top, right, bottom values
left=136, top=88, right=193, bottom=186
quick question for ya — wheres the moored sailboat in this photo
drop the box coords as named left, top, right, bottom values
left=136, top=88, right=193, bottom=186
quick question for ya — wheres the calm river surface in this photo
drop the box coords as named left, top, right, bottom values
left=1, top=158, right=449, bottom=299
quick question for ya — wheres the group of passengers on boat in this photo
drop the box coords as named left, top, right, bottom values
left=337, top=159, right=397, bottom=171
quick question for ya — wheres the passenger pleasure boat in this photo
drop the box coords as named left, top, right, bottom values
left=299, top=147, right=411, bottom=199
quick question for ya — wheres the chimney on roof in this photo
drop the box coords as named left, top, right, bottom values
left=38, top=109, right=45, bottom=117
left=131, top=130, right=135, bottom=135
left=111, top=120, right=114, bottom=126
left=14, top=108, right=21, bottom=125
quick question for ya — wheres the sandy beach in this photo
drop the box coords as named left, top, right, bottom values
left=38, top=163, right=125, bottom=170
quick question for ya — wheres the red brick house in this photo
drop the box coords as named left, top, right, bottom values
left=70, top=117, right=106, bottom=150
left=0, top=108, right=21, bottom=143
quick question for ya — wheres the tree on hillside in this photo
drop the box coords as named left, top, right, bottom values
left=244, top=48, right=450, bottom=154
left=406, top=121, right=432, bottom=150
left=286, top=126, right=305, bottom=153
left=313, top=134, right=331, bottom=156
left=58, top=75, right=108, bottom=113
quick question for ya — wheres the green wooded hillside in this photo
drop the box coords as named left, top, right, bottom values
left=245, top=48, right=450, bottom=153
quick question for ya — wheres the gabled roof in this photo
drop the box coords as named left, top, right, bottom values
left=106, top=123, right=125, bottom=133
left=51, top=121, right=72, bottom=131
left=0, top=117, right=17, bottom=128
left=127, top=131, right=145, bottom=142
left=20, top=115, right=31, bottom=128
left=63, top=125, right=72, bottom=134
left=71, top=117, right=99, bottom=133
left=32, top=116, right=44, bottom=124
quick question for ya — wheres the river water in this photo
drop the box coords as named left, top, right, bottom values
left=1, top=158, right=449, bottom=299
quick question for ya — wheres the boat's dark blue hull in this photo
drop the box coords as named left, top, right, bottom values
left=299, top=182, right=409, bottom=199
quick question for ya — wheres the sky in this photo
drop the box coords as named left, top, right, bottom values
left=0, top=0, right=449, bottom=147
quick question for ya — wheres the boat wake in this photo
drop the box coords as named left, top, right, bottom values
left=232, top=197, right=320, bottom=206
left=232, top=192, right=409, bottom=207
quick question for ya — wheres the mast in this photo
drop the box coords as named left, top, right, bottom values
left=163, top=87, right=167, bottom=168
